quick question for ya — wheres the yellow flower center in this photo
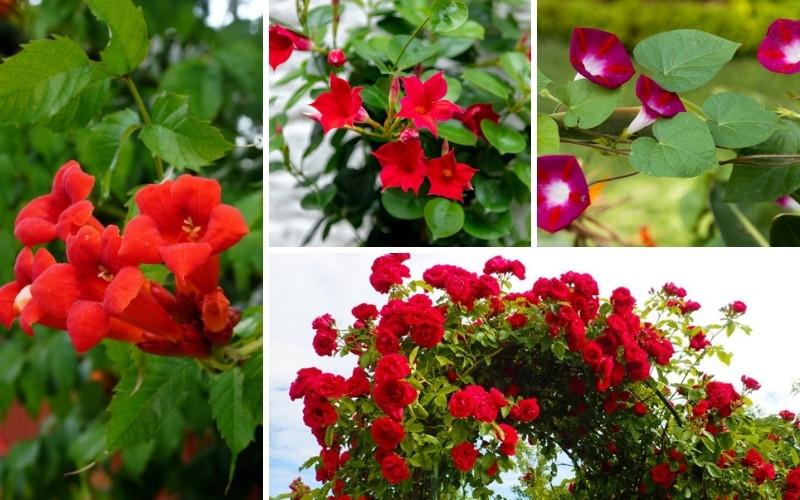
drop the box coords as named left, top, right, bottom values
left=182, top=216, right=202, bottom=241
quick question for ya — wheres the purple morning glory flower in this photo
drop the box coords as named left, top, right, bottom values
left=569, top=27, right=635, bottom=89
left=757, top=19, right=800, bottom=74
left=537, top=155, right=590, bottom=233
left=626, top=75, right=686, bottom=135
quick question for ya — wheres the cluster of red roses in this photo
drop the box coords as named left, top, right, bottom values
left=0, top=161, right=248, bottom=358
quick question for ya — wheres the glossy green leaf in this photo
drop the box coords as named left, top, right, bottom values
left=444, top=20, right=484, bottom=40
left=139, top=93, right=232, bottom=170
left=556, top=79, right=624, bottom=129
left=461, top=68, right=509, bottom=99
left=360, top=86, right=390, bottom=111
left=726, top=120, right=800, bottom=202
left=438, top=120, right=477, bottom=146
left=0, top=36, right=92, bottom=125
left=84, top=0, right=150, bottom=75
left=424, top=198, right=464, bottom=240
left=629, top=112, right=718, bottom=177
left=210, top=368, right=258, bottom=456
left=770, top=214, right=800, bottom=246
left=514, top=159, right=531, bottom=188
left=161, top=58, right=224, bottom=120
left=382, top=188, right=426, bottom=220
left=633, top=29, right=739, bottom=92
left=482, top=120, right=527, bottom=155
left=396, top=0, right=428, bottom=27
left=537, top=114, right=559, bottom=155
left=501, top=52, right=530, bottom=89
left=431, top=0, right=468, bottom=33
left=301, top=184, right=337, bottom=210
left=463, top=209, right=513, bottom=240
left=241, top=351, right=263, bottom=424
left=351, top=36, right=391, bottom=63
left=703, top=92, right=778, bottom=148
left=473, top=175, right=513, bottom=212
left=106, top=351, right=197, bottom=450
left=388, top=35, right=439, bottom=70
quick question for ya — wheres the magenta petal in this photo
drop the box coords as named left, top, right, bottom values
left=570, top=27, right=635, bottom=89
left=758, top=19, right=800, bottom=74
left=635, top=75, right=685, bottom=117
left=537, top=155, right=590, bottom=233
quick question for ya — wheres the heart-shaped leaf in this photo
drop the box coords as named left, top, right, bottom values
left=703, top=92, right=778, bottom=148
left=629, top=112, right=718, bottom=177
left=556, top=79, right=624, bottom=129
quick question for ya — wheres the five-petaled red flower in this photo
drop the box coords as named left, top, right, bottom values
left=309, top=72, right=368, bottom=134
left=424, top=149, right=478, bottom=202
left=269, top=24, right=311, bottom=70
left=372, top=139, right=426, bottom=195
left=397, top=71, right=460, bottom=138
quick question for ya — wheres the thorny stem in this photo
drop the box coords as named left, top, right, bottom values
left=125, top=76, right=164, bottom=179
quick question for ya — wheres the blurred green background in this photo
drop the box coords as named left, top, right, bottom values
left=537, top=0, right=800, bottom=246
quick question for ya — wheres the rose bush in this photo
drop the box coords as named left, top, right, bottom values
left=269, top=0, right=531, bottom=246
left=278, top=253, right=800, bottom=499
left=0, top=1, right=262, bottom=496
left=538, top=18, right=800, bottom=247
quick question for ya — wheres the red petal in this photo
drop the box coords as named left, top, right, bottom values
left=171, top=175, right=221, bottom=225
left=30, top=264, right=81, bottom=318
left=133, top=181, right=183, bottom=231
left=204, top=204, right=249, bottom=254
left=54, top=161, right=95, bottom=204
left=104, top=266, right=145, bottom=316
left=12, top=247, right=34, bottom=285
left=118, top=216, right=167, bottom=264
left=160, top=242, right=213, bottom=284
left=56, top=200, right=97, bottom=241
left=67, top=301, right=109, bottom=353
left=0, top=282, right=21, bottom=328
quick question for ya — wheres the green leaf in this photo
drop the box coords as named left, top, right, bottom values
left=382, top=188, right=426, bottom=220
left=703, top=92, right=778, bottom=148
left=473, top=175, right=512, bottom=212
left=716, top=349, right=732, bottom=366
left=0, top=36, right=92, bottom=125
left=161, top=58, right=224, bottom=120
left=442, top=20, right=484, bottom=40
left=424, top=198, right=464, bottom=240
left=42, top=62, right=112, bottom=131
left=537, top=69, right=552, bottom=94
left=387, top=35, right=439, bottom=70
left=210, top=368, right=258, bottom=457
left=555, top=79, right=624, bottom=129
left=69, top=423, right=107, bottom=465
left=482, top=120, right=527, bottom=155
left=537, top=114, right=559, bottom=155
left=514, top=159, right=531, bottom=188
left=501, top=52, right=531, bottom=89
left=464, top=209, right=513, bottom=240
left=300, top=184, right=337, bottom=210
left=461, top=68, right=509, bottom=99
left=438, top=120, right=477, bottom=146
left=351, top=36, right=391, bottom=63
left=80, top=109, right=141, bottom=198
left=106, top=353, right=197, bottom=450
left=139, top=93, right=232, bottom=170
left=360, top=85, right=390, bottom=111
left=770, top=214, right=800, bottom=246
left=431, top=0, right=468, bottom=33
left=629, top=112, right=719, bottom=177
left=83, top=0, right=150, bottom=75
left=241, top=351, right=263, bottom=424
left=633, top=29, right=740, bottom=92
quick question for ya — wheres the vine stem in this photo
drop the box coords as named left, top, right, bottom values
left=560, top=137, right=631, bottom=156
left=587, top=172, right=639, bottom=186
left=124, top=75, right=164, bottom=179
left=728, top=203, right=769, bottom=247
left=720, top=154, right=800, bottom=167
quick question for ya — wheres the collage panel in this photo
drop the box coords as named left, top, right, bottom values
left=0, top=1, right=263, bottom=498
left=268, top=249, right=800, bottom=497
left=537, top=0, right=800, bottom=247
left=268, top=0, right=532, bottom=247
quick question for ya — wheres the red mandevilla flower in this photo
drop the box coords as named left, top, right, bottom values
left=569, top=27, right=635, bottom=89
left=537, top=155, right=590, bottom=233
left=309, top=72, right=369, bottom=134
left=269, top=24, right=312, bottom=70
left=758, top=19, right=800, bottom=74
left=372, top=139, right=426, bottom=195
left=455, top=103, right=500, bottom=139
left=423, top=149, right=478, bottom=202
left=397, top=71, right=460, bottom=138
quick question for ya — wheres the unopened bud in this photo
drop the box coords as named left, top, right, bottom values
left=399, top=128, right=419, bottom=142
left=354, top=106, right=369, bottom=123
left=327, top=48, right=346, bottom=68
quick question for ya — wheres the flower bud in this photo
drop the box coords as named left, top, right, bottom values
left=399, top=128, right=419, bottom=142
left=327, top=48, right=346, bottom=67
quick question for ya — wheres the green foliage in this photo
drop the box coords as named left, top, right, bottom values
left=629, top=113, right=719, bottom=177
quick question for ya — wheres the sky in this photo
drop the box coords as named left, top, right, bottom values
left=267, top=248, right=800, bottom=497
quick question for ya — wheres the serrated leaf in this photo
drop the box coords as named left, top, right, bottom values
left=106, top=355, right=196, bottom=450
left=42, top=62, right=112, bottom=131
left=431, top=0, right=468, bottom=33
left=629, top=112, right=718, bottom=177
left=242, top=351, right=263, bottom=424
left=0, top=36, right=92, bottom=124
left=139, top=93, right=232, bottom=170
left=84, top=0, right=150, bottom=75
left=81, top=109, right=141, bottom=197
left=537, top=114, right=559, bottom=155
left=703, top=92, right=778, bottom=148
left=210, top=368, right=257, bottom=456
left=556, top=79, right=624, bottom=129
left=424, top=198, right=464, bottom=240
left=633, top=29, right=739, bottom=92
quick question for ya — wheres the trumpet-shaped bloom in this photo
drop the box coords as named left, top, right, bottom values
left=118, top=174, right=249, bottom=290
left=537, top=155, right=590, bottom=233
left=397, top=71, right=460, bottom=138
left=757, top=19, right=800, bottom=74
left=0, top=248, right=59, bottom=334
left=455, top=103, right=500, bottom=139
left=309, top=72, right=368, bottom=134
left=424, top=149, right=478, bottom=202
left=626, top=75, right=686, bottom=135
left=14, top=160, right=103, bottom=246
left=372, top=139, right=426, bottom=195
left=569, top=27, right=635, bottom=89
left=269, top=24, right=311, bottom=70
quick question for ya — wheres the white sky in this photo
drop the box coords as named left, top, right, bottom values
left=267, top=248, right=800, bottom=497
